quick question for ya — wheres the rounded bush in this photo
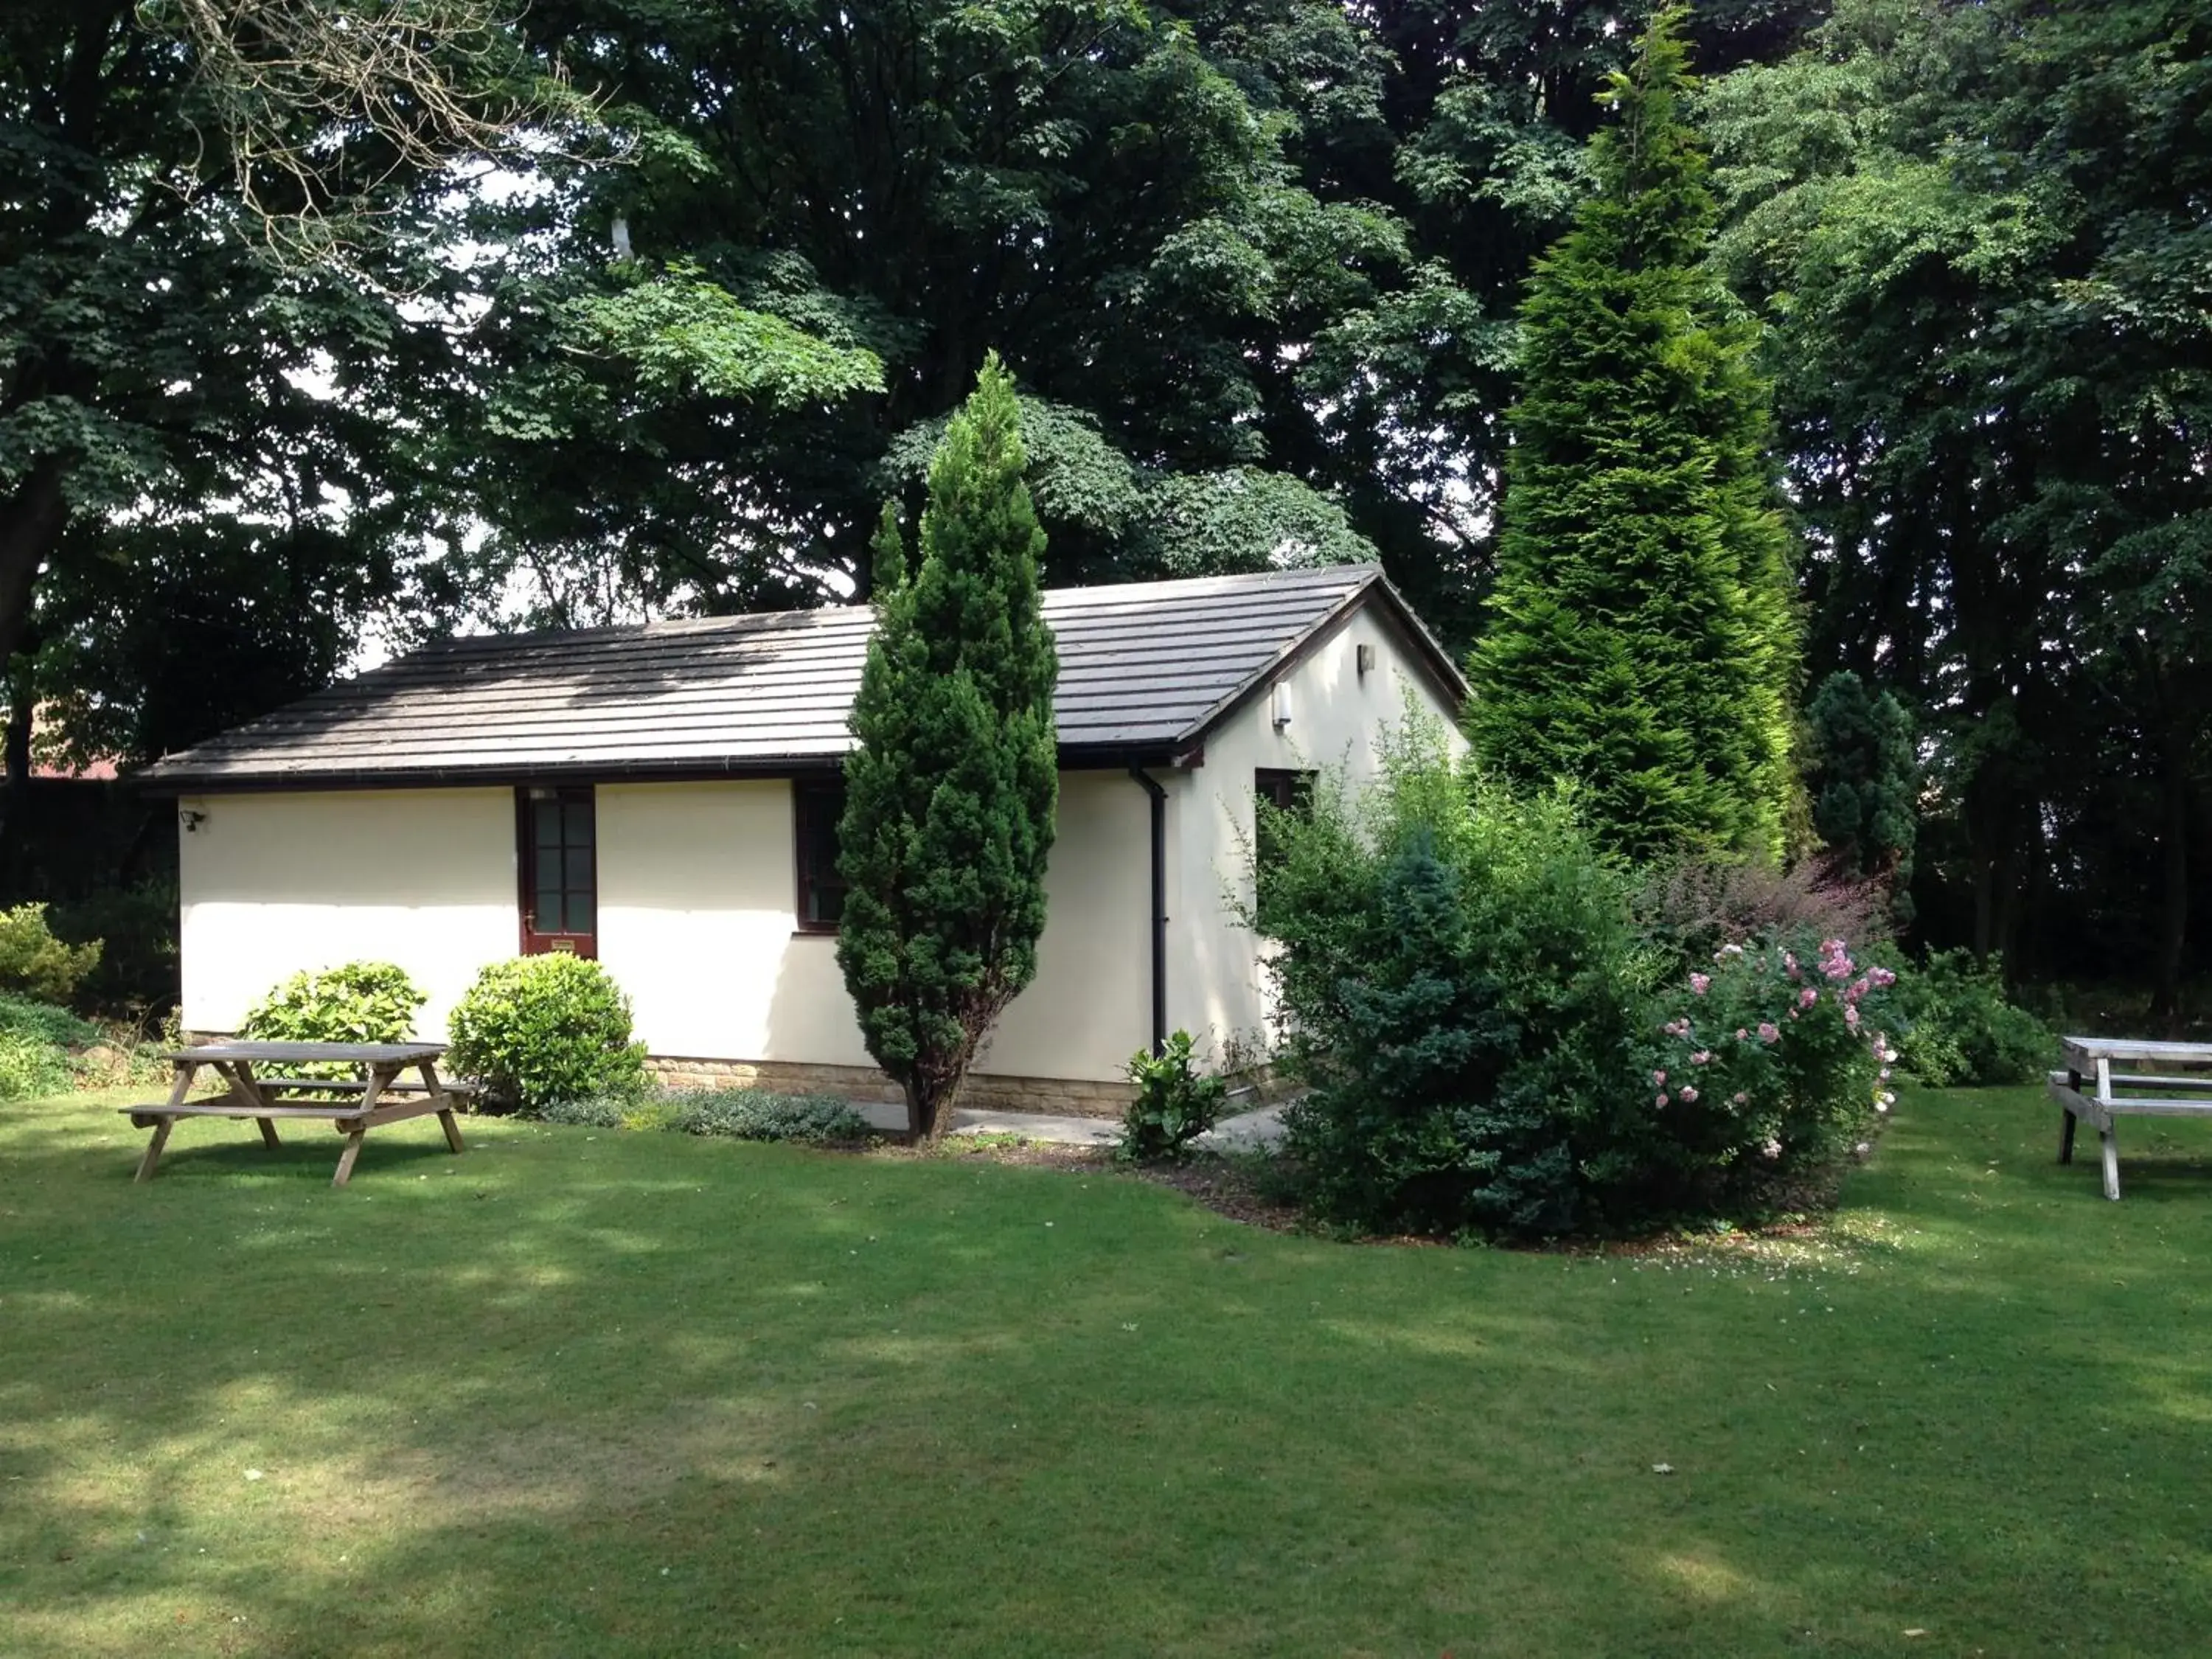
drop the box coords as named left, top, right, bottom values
left=445, top=954, right=649, bottom=1114
left=243, top=961, right=426, bottom=1046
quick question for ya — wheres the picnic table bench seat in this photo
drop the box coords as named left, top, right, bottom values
left=2050, top=1037, right=2212, bottom=1200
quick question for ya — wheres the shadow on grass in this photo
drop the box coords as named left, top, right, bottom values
left=4, top=1088, right=2212, bottom=1655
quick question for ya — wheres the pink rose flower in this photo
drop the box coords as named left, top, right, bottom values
left=1732, top=1091, right=1748, bottom=1106
left=1757, top=1022, right=1780, bottom=1044
left=1653, top=1069, right=1667, bottom=1087
left=1678, top=1085, right=1698, bottom=1103
left=1689, top=973, right=1711, bottom=995
left=1736, top=1028, right=1749, bottom=1041
left=1691, top=1050, right=1711, bottom=1065
left=1656, top=1093, right=1670, bottom=1107
left=1845, top=1005, right=1860, bottom=1027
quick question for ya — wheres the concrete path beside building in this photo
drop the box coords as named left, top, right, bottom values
left=947, top=1104, right=1288, bottom=1151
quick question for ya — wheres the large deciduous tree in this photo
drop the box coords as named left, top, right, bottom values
left=0, top=0, right=554, bottom=779
left=1706, top=0, right=2212, bottom=1009
left=837, top=355, right=1059, bottom=1139
left=1469, top=9, right=1798, bottom=862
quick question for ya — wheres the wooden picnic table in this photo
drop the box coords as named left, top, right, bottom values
left=123, top=1041, right=473, bottom=1188
left=2050, top=1036, right=2212, bottom=1200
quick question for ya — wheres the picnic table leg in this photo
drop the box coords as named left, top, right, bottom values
left=333, top=1127, right=368, bottom=1187
left=2100, top=1128, right=2122, bottom=1202
left=330, top=1063, right=392, bottom=1187
left=2059, top=1107, right=2078, bottom=1164
left=418, top=1060, right=466, bottom=1155
left=216, top=1059, right=282, bottom=1151
left=132, top=1058, right=197, bottom=1183
left=133, top=1117, right=174, bottom=1183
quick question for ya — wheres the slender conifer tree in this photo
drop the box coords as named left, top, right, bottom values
left=837, top=354, right=1060, bottom=1137
left=1469, top=7, right=1798, bottom=861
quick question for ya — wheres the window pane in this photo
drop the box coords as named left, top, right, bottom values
left=798, top=784, right=846, bottom=927
left=564, top=847, right=593, bottom=891
left=535, top=801, right=563, bottom=847
left=535, top=884, right=565, bottom=933
left=564, top=800, right=594, bottom=846
left=568, top=893, right=594, bottom=935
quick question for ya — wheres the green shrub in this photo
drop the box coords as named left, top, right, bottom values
left=0, top=1030, right=74, bottom=1101
left=243, top=961, right=425, bottom=1046
left=49, top=880, right=178, bottom=1015
left=672, top=1088, right=873, bottom=1144
left=446, top=955, right=649, bottom=1114
left=1649, top=932, right=1902, bottom=1178
left=0, top=994, right=100, bottom=1100
left=0, top=992, right=101, bottom=1051
left=1260, top=721, right=1900, bottom=1240
left=1883, top=950, right=2052, bottom=1086
left=0, top=902, right=101, bottom=1004
left=1117, top=1031, right=1228, bottom=1164
left=1261, top=728, right=1669, bottom=1239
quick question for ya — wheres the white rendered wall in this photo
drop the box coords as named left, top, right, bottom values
left=177, top=787, right=518, bottom=1038
left=1164, top=607, right=1466, bottom=1059
left=179, top=773, right=1152, bottom=1084
left=596, top=772, right=1150, bottom=1083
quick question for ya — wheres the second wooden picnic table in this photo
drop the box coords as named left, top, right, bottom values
left=2050, top=1035, right=2212, bottom=1200
left=125, top=1041, right=472, bottom=1187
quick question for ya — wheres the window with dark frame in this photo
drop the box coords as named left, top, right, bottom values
left=794, top=779, right=848, bottom=931
left=519, top=785, right=597, bottom=953
left=1255, top=768, right=1315, bottom=816
left=1253, top=768, right=1315, bottom=926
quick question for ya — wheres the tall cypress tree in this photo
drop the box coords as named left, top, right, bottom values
left=1468, top=7, right=1798, bottom=862
left=837, top=354, right=1060, bottom=1138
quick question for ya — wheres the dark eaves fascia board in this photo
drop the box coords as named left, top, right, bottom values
left=133, top=739, right=1197, bottom=797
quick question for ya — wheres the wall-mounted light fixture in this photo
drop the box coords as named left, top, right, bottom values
left=178, top=808, right=208, bottom=833
left=1270, top=683, right=1293, bottom=731
left=1356, top=642, right=1376, bottom=680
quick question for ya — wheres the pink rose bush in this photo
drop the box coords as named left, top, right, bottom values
left=1651, top=931, right=1902, bottom=1175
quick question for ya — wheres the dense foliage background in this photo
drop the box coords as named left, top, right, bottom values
left=2, top=0, right=2205, bottom=1012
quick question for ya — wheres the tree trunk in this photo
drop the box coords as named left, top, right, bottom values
left=2151, top=729, right=2191, bottom=1030
left=0, top=465, right=66, bottom=694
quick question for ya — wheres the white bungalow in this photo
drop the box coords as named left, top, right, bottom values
left=144, top=565, right=1467, bottom=1127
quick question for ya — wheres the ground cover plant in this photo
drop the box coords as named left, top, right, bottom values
left=539, top=1086, right=874, bottom=1146
left=5, top=1082, right=2212, bottom=1655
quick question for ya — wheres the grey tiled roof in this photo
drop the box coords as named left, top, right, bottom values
left=142, top=563, right=1463, bottom=789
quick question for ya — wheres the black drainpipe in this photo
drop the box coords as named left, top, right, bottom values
left=1127, top=766, right=1168, bottom=1056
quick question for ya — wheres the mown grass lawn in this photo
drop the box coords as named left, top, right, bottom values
left=4, top=1087, right=2210, bottom=1657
